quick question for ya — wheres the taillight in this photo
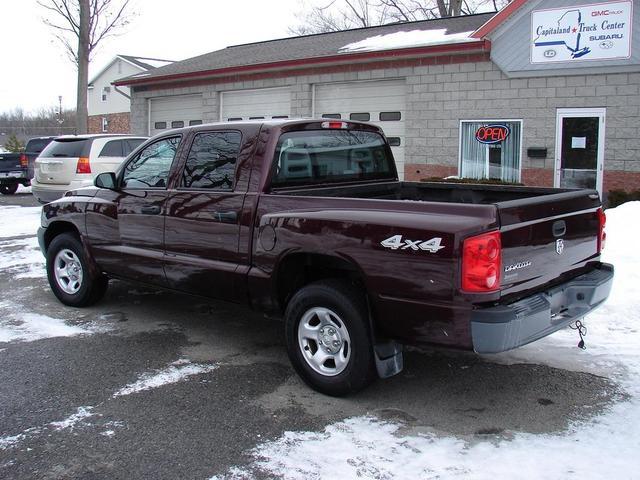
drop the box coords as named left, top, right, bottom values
left=76, top=156, right=91, bottom=174
left=597, top=208, right=606, bottom=253
left=461, top=230, right=501, bottom=293
left=19, top=153, right=28, bottom=167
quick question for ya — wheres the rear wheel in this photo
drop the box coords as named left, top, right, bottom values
left=0, top=183, right=19, bottom=195
left=285, top=280, right=376, bottom=396
left=46, top=233, right=108, bottom=307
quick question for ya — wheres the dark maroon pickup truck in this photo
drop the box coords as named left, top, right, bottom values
left=38, top=119, right=613, bottom=395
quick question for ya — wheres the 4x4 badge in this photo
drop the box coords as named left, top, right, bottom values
left=556, top=239, right=565, bottom=255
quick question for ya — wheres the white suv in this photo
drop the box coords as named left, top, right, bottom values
left=32, top=134, right=147, bottom=204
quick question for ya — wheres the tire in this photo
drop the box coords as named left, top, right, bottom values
left=46, top=233, right=108, bottom=307
left=285, top=279, right=376, bottom=396
left=0, top=183, right=19, bottom=195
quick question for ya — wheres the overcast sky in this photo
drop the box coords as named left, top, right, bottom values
left=0, top=0, right=301, bottom=113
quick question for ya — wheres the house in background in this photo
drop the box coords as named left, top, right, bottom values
left=88, top=55, right=173, bottom=134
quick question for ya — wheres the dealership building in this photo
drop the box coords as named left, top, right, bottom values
left=116, top=0, right=639, bottom=195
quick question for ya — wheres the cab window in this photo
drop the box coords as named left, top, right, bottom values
left=122, top=137, right=180, bottom=189
left=182, top=131, right=241, bottom=190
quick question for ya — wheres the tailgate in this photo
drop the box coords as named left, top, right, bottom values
left=498, top=189, right=602, bottom=298
left=35, top=156, right=78, bottom=185
left=0, top=154, right=22, bottom=173
left=35, top=138, right=88, bottom=185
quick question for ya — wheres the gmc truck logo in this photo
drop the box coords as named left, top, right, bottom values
left=592, top=10, right=622, bottom=16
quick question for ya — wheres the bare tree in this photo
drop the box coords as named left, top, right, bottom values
left=290, top=0, right=511, bottom=35
left=38, top=0, right=133, bottom=134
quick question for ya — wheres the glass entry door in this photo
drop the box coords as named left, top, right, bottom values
left=555, top=108, right=605, bottom=194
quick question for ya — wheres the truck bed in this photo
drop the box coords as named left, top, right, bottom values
left=274, top=180, right=565, bottom=204
left=270, top=180, right=603, bottom=304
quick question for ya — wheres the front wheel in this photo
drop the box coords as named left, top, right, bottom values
left=46, top=233, right=108, bottom=307
left=285, top=280, right=376, bottom=396
left=0, top=183, right=19, bottom=195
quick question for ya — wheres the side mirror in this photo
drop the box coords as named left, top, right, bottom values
left=94, top=172, right=118, bottom=190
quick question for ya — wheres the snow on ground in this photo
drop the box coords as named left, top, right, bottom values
left=0, top=305, right=96, bottom=343
left=16, top=184, right=32, bottom=194
left=112, top=358, right=218, bottom=397
left=213, top=202, right=640, bottom=480
left=0, top=236, right=45, bottom=278
left=49, top=406, right=95, bottom=431
left=0, top=205, right=40, bottom=238
left=339, top=29, right=473, bottom=53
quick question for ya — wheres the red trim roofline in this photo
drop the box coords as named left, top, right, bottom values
left=114, top=39, right=490, bottom=87
left=471, top=0, right=529, bottom=39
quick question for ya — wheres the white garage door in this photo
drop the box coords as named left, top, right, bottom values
left=220, top=87, right=291, bottom=121
left=149, top=94, right=203, bottom=136
left=313, top=79, right=406, bottom=179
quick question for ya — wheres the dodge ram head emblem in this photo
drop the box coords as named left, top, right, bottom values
left=555, top=239, right=565, bottom=255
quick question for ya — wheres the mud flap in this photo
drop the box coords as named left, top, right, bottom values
left=374, top=340, right=403, bottom=378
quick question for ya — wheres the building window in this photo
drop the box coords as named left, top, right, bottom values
left=227, top=117, right=242, bottom=121
left=459, top=120, right=522, bottom=183
left=101, top=117, right=108, bottom=133
left=154, top=121, right=167, bottom=130
left=387, top=137, right=401, bottom=146
left=350, top=112, right=370, bottom=121
left=322, top=113, right=341, bottom=119
left=171, top=120, right=184, bottom=128
left=101, top=86, right=110, bottom=102
left=379, top=112, right=401, bottom=121
left=189, top=120, right=203, bottom=126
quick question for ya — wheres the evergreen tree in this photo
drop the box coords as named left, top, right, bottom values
left=3, top=134, right=25, bottom=153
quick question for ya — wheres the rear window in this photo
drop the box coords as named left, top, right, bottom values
left=25, top=139, right=51, bottom=153
left=40, top=138, right=88, bottom=158
left=270, top=130, right=395, bottom=188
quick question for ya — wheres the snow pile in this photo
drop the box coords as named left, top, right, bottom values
left=339, top=29, right=473, bottom=53
left=213, top=202, right=640, bottom=480
left=0, top=206, right=40, bottom=238
left=113, top=359, right=218, bottom=397
left=0, top=237, right=45, bottom=278
left=0, top=308, right=94, bottom=343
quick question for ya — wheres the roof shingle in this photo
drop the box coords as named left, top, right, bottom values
left=116, top=12, right=494, bottom=84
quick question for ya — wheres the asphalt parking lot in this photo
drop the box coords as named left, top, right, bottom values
left=0, top=192, right=621, bottom=479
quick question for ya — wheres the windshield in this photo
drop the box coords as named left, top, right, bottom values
left=270, top=130, right=395, bottom=188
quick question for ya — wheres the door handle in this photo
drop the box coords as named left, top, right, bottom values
left=141, top=205, right=161, bottom=215
left=213, top=211, right=238, bottom=223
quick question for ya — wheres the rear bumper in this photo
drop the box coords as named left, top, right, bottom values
left=471, top=263, right=614, bottom=354
left=31, top=181, right=68, bottom=204
left=0, top=171, right=28, bottom=184
left=32, top=179, right=94, bottom=204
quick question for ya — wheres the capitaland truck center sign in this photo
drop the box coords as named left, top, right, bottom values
left=531, top=1, right=633, bottom=63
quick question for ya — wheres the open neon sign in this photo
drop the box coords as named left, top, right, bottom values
left=475, top=124, right=511, bottom=144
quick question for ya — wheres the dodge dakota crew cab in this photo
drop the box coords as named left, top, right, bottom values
left=38, top=119, right=614, bottom=396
